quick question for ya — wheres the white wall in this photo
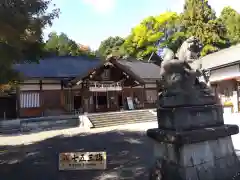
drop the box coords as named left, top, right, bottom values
left=42, top=84, right=61, bottom=90
left=210, top=64, right=240, bottom=113
left=210, top=65, right=240, bottom=82
left=20, top=84, right=40, bottom=91
left=42, top=80, right=61, bottom=84
left=20, top=79, right=62, bottom=91
left=41, top=80, right=61, bottom=90
left=145, top=84, right=157, bottom=88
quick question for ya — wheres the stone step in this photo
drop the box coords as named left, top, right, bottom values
left=0, top=126, right=21, bottom=134
left=91, top=116, right=156, bottom=125
left=88, top=110, right=157, bottom=128
left=89, top=114, right=156, bottom=122
left=92, top=118, right=156, bottom=128
left=89, top=114, right=155, bottom=121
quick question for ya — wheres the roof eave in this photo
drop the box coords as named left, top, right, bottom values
left=207, top=60, right=240, bottom=71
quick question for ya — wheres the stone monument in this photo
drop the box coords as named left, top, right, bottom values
left=148, top=37, right=240, bottom=180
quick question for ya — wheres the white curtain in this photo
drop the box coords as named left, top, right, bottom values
left=20, top=92, right=40, bottom=108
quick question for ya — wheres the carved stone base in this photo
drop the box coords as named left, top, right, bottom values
left=147, top=126, right=240, bottom=180
left=157, top=105, right=224, bottom=131
left=158, top=93, right=218, bottom=107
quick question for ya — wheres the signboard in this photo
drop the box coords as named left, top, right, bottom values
left=126, top=97, right=134, bottom=110
left=59, top=152, right=107, bottom=170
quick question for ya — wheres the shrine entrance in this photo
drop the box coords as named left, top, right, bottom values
left=93, top=92, right=107, bottom=112
left=89, top=82, right=123, bottom=113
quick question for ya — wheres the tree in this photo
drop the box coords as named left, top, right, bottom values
left=0, top=0, right=59, bottom=84
left=44, top=32, right=59, bottom=55
left=122, top=12, right=180, bottom=60
left=219, top=6, right=240, bottom=45
left=98, top=36, right=125, bottom=58
left=45, top=32, right=78, bottom=56
left=45, top=32, right=96, bottom=57
left=181, top=0, right=228, bottom=56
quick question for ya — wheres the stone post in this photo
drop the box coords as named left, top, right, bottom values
left=147, top=104, right=240, bottom=180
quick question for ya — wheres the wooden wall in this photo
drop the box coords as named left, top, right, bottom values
left=123, top=84, right=157, bottom=109
left=18, top=78, right=158, bottom=117
left=19, top=79, right=73, bottom=117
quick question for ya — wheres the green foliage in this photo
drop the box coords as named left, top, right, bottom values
left=160, top=32, right=187, bottom=53
left=0, top=0, right=59, bottom=84
left=122, top=12, right=180, bottom=60
left=102, top=0, right=240, bottom=60
left=181, top=0, right=228, bottom=56
left=44, top=32, right=95, bottom=57
left=98, top=36, right=125, bottom=58
left=219, top=6, right=240, bottom=45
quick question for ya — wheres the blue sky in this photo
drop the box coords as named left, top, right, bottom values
left=44, top=0, right=240, bottom=50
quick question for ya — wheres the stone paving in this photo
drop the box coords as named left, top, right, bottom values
left=0, top=114, right=240, bottom=180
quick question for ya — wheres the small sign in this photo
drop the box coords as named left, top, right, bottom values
left=126, top=97, right=134, bottom=110
left=59, top=152, right=107, bottom=170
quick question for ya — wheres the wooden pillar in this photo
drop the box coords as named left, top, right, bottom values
left=130, top=86, right=133, bottom=97
left=233, top=80, right=239, bottom=113
left=142, top=84, right=145, bottom=109
left=121, top=88, right=124, bottom=110
left=237, top=82, right=240, bottom=112
left=16, top=85, right=20, bottom=118
left=39, top=80, right=44, bottom=116
left=60, top=80, right=64, bottom=108
left=95, top=91, right=98, bottom=110
left=70, top=88, right=73, bottom=111
left=106, top=89, right=109, bottom=109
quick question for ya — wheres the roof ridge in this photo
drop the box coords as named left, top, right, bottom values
left=201, top=44, right=240, bottom=59
left=40, top=55, right=101, bottom=61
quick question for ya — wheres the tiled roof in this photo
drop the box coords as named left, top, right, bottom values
left=13, top=56, right=102, bottom=79
left=195, top=44, right=240, bottom=70
left=116, top=59, right=160, bottom=82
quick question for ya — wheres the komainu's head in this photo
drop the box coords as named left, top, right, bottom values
left=176, top=36, right=203, bottom=61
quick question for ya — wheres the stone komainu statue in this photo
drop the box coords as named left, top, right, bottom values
left=157, top=36, right=218, bottom=107
left=149, top=37, right=240, bottom=180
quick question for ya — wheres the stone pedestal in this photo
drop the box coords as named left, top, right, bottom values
left=157, top=105, right=224, bottom=131
left=147, top=105, right=240, bottom=180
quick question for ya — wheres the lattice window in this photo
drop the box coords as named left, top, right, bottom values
left=20, top=92, right=40, bottom=108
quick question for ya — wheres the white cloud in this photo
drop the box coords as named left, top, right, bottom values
left=82, top=0, right=116, bottom=13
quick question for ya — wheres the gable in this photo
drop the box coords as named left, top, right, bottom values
left=111, top=59, right=160, bottom=83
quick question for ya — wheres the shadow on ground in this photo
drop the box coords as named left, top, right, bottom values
left=0, top=118, right=80, bottom=136
left=0, top=130, right=154, bottom=180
